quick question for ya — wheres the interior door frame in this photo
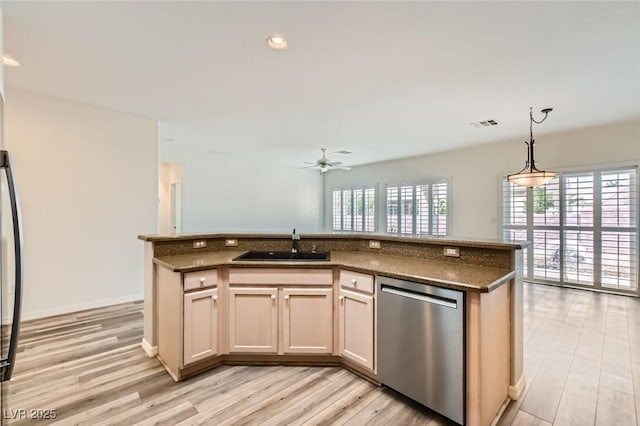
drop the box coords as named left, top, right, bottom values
left=170, top=180, right=182, bottom=234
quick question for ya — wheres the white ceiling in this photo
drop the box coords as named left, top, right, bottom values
left=3, top=1, right=639, bottom=167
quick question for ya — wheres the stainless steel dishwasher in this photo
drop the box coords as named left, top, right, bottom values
left=377, top=276, right=465, bottom=425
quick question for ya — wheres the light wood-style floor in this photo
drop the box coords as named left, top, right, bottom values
left=2, top=301, right=452, bottom=425
left=499, top=283, right=640, bottom=426
left=2, top=283, right=639, bottom=425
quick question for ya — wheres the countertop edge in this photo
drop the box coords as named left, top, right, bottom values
left=139, top=232, right=530, bottom=250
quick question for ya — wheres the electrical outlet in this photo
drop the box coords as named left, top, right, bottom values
left=225, top=239, right=238, bottom=247
left=193, top=240, right=207, bottom=249
left=444, top=247, right=460, bottom=257
left=369, top=240, right=381, bottom=249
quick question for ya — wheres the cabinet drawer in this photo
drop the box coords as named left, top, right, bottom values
left=339, top=270, right=374, bottom=294
left=229, top=268, right=333, bottom=285
left=184, top=270, right=218, bottom=291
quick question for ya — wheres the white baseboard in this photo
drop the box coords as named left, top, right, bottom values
left=508, top=373, right=526, bottom=400
left=141, top=338, right=158, bottom=357
left=19, top=293, right=144, bottom=321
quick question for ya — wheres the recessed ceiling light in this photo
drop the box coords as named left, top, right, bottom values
left=2, top=55, right=20, bottom=67
left=266, top=35, right=287, bottom=50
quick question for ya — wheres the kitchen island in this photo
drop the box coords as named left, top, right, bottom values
left=138, top=232, right=529, bottom=426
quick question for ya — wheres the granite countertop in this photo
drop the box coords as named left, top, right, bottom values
left=154, top=250, right=515, bottom=293
left=139, top=232, right=530, bottom=250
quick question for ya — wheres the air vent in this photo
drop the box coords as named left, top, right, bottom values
left=470, top=120, right=498, bottom=128
left=334, top=150, right=352, bottom=155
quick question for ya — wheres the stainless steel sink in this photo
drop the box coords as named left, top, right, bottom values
left=232, top=251, right=330, bottom=261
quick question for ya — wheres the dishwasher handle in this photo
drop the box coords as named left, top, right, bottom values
left=380, top=285, right=458, bottom=309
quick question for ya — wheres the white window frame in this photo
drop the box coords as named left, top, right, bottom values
left=332, top=186, right=377, bottom=232
left=384, top=179, right=451, bottom=237
left=501, top=164, right=639, bottom=296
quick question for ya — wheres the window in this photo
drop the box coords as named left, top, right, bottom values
left=332, top=187, right=376, bottom=232
left=385, top=181, right=449, bottom=236
left=502, top=166, right=638, bottom=294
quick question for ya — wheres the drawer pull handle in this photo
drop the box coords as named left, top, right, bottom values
left=200, top=277, right=206, bottom=283
left=351, top=278, right=357, bottom=285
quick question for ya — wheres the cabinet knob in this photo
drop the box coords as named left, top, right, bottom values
left=200, top=278, right=206, bottom=285
left=271, top=294, right=276, bottom=300
left=339, top=295, right=344, bottom=302
left=213, top=295, right=218, bottom=301
left=284, top=295, right=290, bottom=300
left=351, top=278, right=357, bottom=286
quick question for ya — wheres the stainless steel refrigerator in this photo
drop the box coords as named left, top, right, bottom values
left=0, top=149, right=23, bottom=383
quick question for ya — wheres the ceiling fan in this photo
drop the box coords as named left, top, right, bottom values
left=300, top=148, right=352, bottom=173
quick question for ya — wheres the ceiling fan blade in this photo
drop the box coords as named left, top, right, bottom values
left=298, top=165, right=318, bottom=169
left=333, top=166, right=352, bottom=171
left=327, top=161, right=343, bottom=166
left=303, top=161, right=317, bottom=165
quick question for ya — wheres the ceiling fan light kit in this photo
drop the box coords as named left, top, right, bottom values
left=507, top=107, right=556, bottom=187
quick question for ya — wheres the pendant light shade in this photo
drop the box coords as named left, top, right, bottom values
left=507, top=107, right=556, bottom=187
left=508, top=171, right=556, bottom=187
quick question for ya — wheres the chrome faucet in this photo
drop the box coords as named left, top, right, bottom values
left=291, top=228, right=300, bottom=253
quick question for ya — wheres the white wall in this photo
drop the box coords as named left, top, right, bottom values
left=324, top=119, right=640, bottom=239
left=5, top=88, right=158, bottom=319
left=0, top=6, right=4, bottom=103
left=159, top=144, right=323, bottom=234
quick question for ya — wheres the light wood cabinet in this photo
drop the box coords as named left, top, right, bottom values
left=157, top=267, right=220, bottom=380
left=228, top=287, right=278, bottom=353
left=281, top=288, right=333, bottom=354
left=184, top=270, right=218, bottom=291
left=339, top=287, right=375, bottom=370
left=339, top=270, right=374, bottom=294
left=183, top=288, right=218, bottom=365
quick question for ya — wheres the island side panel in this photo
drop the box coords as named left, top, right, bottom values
left=466, top=283, right=510, bottom=426
left=480, top=283, right=510, bottom=426
left=142, top=240, right=157, bottom=355
left=509, top=249, right=525, bottom=398
left=466, top=291, right=482, bottom=426
left=157, top=265, right=183, bottom=380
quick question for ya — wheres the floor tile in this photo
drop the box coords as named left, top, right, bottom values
left=553, top=372, right=598, bottom=426
left=595, top=386, right=637, bottom=426
left=512, top=410, right=552, bottom=426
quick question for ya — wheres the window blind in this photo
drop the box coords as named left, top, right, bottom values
left=386, top=181, right=449, bottom=236
left=502, top=166, right=638, bottom=294
left=601, top=169, right=637, bottom=289
left=432, top=182, right=448, bottom=236
left=386, top=186, right=399, bottom=233
left=332, top=187, right=376, bottom=232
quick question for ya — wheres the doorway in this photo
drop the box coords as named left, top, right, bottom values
left=158, top=163, right=184, bottom=234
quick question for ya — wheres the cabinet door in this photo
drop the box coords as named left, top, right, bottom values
left=339, top=288, right=374, bottom=370
left=183, top=288, right=218, bottom=365
left=228, top=287, right=278, bottom=353
left=282, top=288, right=333, bottom=354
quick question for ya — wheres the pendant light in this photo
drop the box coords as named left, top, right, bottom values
left=507, top=107, right=556, bottom=187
